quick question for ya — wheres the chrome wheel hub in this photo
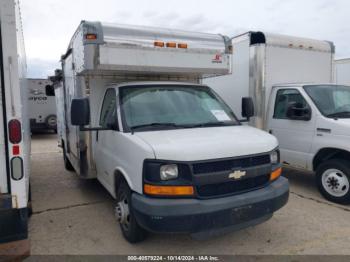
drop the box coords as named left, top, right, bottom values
left=115, top=198, right=130, bottom=228
left=322, top=169, right=349, bottom=197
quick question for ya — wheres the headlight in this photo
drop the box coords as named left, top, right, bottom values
left=270, top=150, right=280, bottom=164
left=160, top=164, right=178, bottom=181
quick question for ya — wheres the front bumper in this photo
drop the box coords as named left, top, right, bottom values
left=0, top=195, right=28, bottom=244
left=132, top=177, right=289, bottom=234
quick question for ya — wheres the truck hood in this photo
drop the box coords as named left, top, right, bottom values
left=135, top=125, right=278, bottom=161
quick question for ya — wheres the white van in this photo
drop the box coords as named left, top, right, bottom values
left=0, top=0, right=31, bottom=255
left=52, top=22, right=289, bottom=243
left=206, top=32, right=350, bottom=204
left=27, top=78, right=57, bottom=132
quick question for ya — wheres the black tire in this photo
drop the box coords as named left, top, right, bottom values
left=63, top=143, right=74, bottom=172
left=116, top=181, right=147, bottom=243
left=316, top=159, right=350, bottom=204
left=45, top=114, right=57, bottom=131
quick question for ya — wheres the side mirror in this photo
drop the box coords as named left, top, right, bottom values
left=286, top=102, right=311, bottom=121
left=71, top=98, right=90, bottom=126
left=242, top=97, right=255, bottom=120
left=45, top=85, right=55, bottom=96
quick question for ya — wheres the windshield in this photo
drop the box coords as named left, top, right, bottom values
left=304, top=85, right=350, bottom=119
left=120, top=85, right=239, bottom=131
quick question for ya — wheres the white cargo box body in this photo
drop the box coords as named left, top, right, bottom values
left=205, top=32, right=334, bottom=129
left=0, top=0, right=29, bottom=205
left=66, top=21, right=231, bottom=78
left=59, top=22, right=231, bottom=178
left=335, top=58, right=350, bottom=85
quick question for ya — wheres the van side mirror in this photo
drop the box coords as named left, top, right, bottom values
left=286, top=102, right=311, bottom=121
left=71, top=98, right=90, bottom=126
left=242, top=97, right=255, bottom=121
left=45, top=85, right=55, bottom=96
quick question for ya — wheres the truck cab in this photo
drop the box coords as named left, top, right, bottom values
left=267, top=83, right=350, bottom=203
left=71, top=81, right=289, bottom=242
left=56, top=21, right=289, bottom=243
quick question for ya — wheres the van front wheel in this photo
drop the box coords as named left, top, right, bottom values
left=316, top=159, right=350, bottom=204
left=116, top=181, right=147, bottom=243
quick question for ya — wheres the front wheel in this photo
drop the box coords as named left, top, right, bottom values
left=115, top=181, right=147, bottom=243
left=316, top=159, right=350, bottom=204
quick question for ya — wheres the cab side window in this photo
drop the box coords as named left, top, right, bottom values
left=100, top=89, right=117, bottom=128
left=274, top=89, right=309, bottom=119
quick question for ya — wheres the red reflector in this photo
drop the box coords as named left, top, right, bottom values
left=8, top=119, right=22, bottom=144
left=12, top=145, right=20, bottom=156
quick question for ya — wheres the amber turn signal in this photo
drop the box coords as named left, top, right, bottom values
left=144, top=184, right=194, bottom=196
left=270, top=167, right=282, bottom=181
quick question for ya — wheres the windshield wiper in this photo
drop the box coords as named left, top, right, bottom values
left=327, top=112, right=350, bottom=118
left=130, top=122, right=181, bottom=131
left=187, top=121, right=235, bottom=128
left=130, top=121, right=237, bottom=133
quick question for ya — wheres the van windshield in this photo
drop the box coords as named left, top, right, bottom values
left=120, top=85, right=239, bottom=132
left=304, top=85, right=350, bottom=118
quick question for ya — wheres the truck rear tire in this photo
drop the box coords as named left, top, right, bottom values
left=316, top=159, right=350, bottom=204
left=63, top=144, right=74, bottom=172
left=116, top=181, right=147, bottom=243
left=45, top=115, right=57, bottom=131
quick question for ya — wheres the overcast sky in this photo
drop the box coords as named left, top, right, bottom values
left=21, top=0, right=350, bottom=78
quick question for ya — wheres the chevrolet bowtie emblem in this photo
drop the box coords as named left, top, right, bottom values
left=229, top=170, right=247, bottom=180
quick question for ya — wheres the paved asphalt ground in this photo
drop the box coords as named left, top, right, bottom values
left=28, top=133, right=350, bottom=255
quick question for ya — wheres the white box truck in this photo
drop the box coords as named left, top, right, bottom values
left=0, top=0, right=31, bottom=255
left=206, top=32, right=350, bottom=204
left=27, top=78, right=57, bottom=132
left=335, top=58, right=350, bottom=85
left=51, top=22, right=289, bottom=243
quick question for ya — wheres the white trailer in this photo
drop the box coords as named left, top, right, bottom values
left=52, top=22, right=288, bottom=243
left=0, top=0, right=30, bottom=255
left=27, top=78, right=57, bottom=132
left=206, top=32, right=350, bottom=204
left=335, top=58, right=350, bottom=85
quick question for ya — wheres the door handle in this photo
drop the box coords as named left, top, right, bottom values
left=317, top=128, right=331, bottom=133
left=96, top=130, right=99, bottom=142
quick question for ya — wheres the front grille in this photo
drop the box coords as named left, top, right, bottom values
left=192, top=154, right=270, bottom=174
left=196, top=174, right=270, bottom=198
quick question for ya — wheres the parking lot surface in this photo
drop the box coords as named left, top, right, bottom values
left=29, top=134, right=350, bottom=255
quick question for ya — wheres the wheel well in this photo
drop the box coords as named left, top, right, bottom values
left=313, top=148, right=350, bottom=171
left=114, top=170, right=128, bottom=196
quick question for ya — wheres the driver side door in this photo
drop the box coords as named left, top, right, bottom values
left=267, top=87, right=315, bottom=169
left=95, top=88, right=117, bottom=191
